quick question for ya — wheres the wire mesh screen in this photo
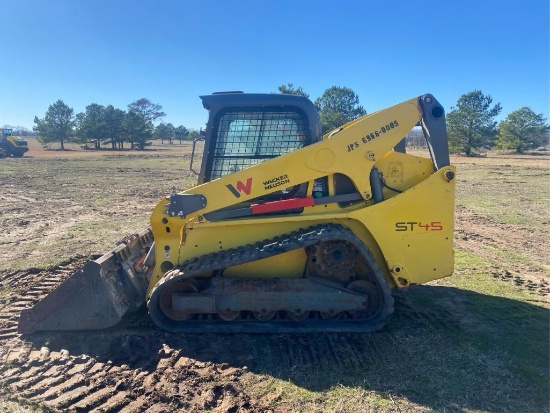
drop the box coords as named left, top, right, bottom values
left=210, top=110, right=310, bottom=180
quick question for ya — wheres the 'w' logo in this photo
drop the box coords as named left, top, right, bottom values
left=226, top=177, right=253, bottom=198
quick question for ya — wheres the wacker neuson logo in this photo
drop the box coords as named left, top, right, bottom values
left=226, top=178, right=253, bottom=198
left=263, top=174, right=290, bottom=190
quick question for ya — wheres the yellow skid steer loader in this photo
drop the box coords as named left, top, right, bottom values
left=19, top=92, right=455, bottom=333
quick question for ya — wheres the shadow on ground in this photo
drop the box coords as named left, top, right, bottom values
left=27, top=285, right=549, bottom=412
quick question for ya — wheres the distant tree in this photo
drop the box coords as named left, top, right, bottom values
left=33, top=99, right=76, bottom=150
left=495, top=107, right=548, bottom=153
left=75, top=103, right=106, bottom=149
left=314, top=86, right=366, bottom=134
left=405, top=127, right=426, bottom=148
left=128, top=98, right=166, bottom=124
left=446, top=90, right=502, bottom=156
left=174, top=125, right=188, bottom=143
left=155, top=122, right=175, bottom=144
left=10, top=126, right=35, bottom=137
left=74, top=113, right=86, bottom=146
left=123, top=111, right=153, bottom=150
left=277, top=83, right=310, bottom=98
left=187, top=130, right=200, bottom=142
left=103, top=105, right=126, bottom=149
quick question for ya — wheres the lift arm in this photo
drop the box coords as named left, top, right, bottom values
left=161, top=94, right=447, bottom=219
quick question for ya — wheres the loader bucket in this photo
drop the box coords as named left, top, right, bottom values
left=18, top=229, right=153, bottom=334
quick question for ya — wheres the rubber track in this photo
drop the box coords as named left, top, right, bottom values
left=148, top=223, right=395, bottom=333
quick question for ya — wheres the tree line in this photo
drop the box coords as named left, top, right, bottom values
left=33, top=98, right=198, bottom=150
left=445, top=90, right=548, bottom=155
left=32, top=86, right=548, bottom=154
left=279, top=84, right=548, bottom=155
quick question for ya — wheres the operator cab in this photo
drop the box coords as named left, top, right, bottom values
left=197, top=92, right=322, bottom=184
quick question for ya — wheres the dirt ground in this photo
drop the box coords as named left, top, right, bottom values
left=0, top=141, right=548, bottom=412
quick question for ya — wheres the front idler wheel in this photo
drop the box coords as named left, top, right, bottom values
left=158, top=279, right=200, bottom=321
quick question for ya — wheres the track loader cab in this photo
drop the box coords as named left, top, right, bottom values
left=190, top=93, right=324, bottom=216
left=197, top=92, right=322, bottom=184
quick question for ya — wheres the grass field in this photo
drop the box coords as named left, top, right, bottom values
left=0, top=139, right=548, bottom=412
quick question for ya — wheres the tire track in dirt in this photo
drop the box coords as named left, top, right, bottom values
left=0, top=259, right=88, bottom=343
left=1, top=335, right=263, bottom=412
left=0, top=259, right=267, bottom=412
left=454, top=205, right=550, bottom=297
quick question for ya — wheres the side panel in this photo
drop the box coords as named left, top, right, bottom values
left=349, top=166, right=456, bottom=286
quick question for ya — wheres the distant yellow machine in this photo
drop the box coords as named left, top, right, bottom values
left=0, top=128, right=29, bottom=158
left=19, top=93, right=455, bottom=334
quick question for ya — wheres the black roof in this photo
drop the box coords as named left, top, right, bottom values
left=200, top=92, right=317, bottom=112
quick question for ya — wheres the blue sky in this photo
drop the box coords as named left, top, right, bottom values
left=1, top=0, right=548, bottom=130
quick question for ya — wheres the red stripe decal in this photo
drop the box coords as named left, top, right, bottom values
left=251, top=197, right=315, bottom=215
